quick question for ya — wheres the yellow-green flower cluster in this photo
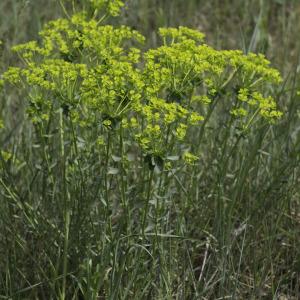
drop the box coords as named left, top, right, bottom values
left=252, top=91, right=283, bottom=120
left=3, top=59, right=87, bottom=125
left=191, top=95, right=212, bottom=105
left=229, top=52, right=282, bottom=84
left=159, top=26, right=205, bottom=44
left=62, top=0, right=124, bottom=17
left=80, top=59, right=144, bottom=120
left=230, top=107, right=248, bottom=117
left=4, top=13, right=145, bottom=125
left=123, top=95, right=204, bottom=156
left=2, top=9, right=283, bottom=166
left=25, top=94, right=52, bottom=124
left=143, top=30, right=282, bottom=126
left=232, top=88, right=282, bottom=121
left=183, top=151, right=199, bottom=165
left=1, top=150, right=12, bottom=162
left=3, top=67, right=21, bottom=84
left=12, top=13, right=144, bottom=63
left=89, top=0, right=124, bottom=16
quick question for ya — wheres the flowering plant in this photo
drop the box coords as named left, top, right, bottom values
left=2, top=1, right=282, bottom=167
left=0, top=1, right=287, bottom=299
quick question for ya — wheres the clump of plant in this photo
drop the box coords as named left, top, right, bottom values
left=3, top=10, right=282, bottom=160
left=0, top=0, right=285, bottom=298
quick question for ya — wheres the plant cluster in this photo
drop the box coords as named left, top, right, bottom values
left=1, top=0, right=294, bottom=299
left=2, top=4, right=282, bottom=164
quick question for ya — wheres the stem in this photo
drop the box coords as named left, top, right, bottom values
left=194, top=69, right=239, bottom=152
left=194, top=96, right=218, bottom=151
left=58, top=0, right=71, bottom=20
left=104, top=131, right=113, bottom=238
left=141, top=168, right=154, bottom=237
left=119, top=124, right=129, bottom=232
left=60, top=109, right=70, bottom=300
left=105, top=132, right=111, bottom=210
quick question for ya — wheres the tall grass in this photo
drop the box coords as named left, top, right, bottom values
left=0, top=0, right=299, bottom=299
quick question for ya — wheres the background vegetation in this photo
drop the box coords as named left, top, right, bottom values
left=0, top=0, right=299, bottom=299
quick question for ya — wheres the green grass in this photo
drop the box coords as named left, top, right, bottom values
left=0, top=0, right=299, bottom=299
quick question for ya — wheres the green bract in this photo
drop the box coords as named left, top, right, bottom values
left=2, top=7, right=282, bottom=163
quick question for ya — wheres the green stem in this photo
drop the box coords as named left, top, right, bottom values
left=60, top=109, right=70, bottom=300
left=58, top=0, right=71, bottom=20
left=193, top=96, right=218, bottom=152
left=141, top=168, right=154, bottom=237
left=104, top=131, right=113, bottom=238
left=194, top=69, right=239, bottom=152
left=105, top=132, right=111, bottom=210
left=119, top=124, right=129, bottom=233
